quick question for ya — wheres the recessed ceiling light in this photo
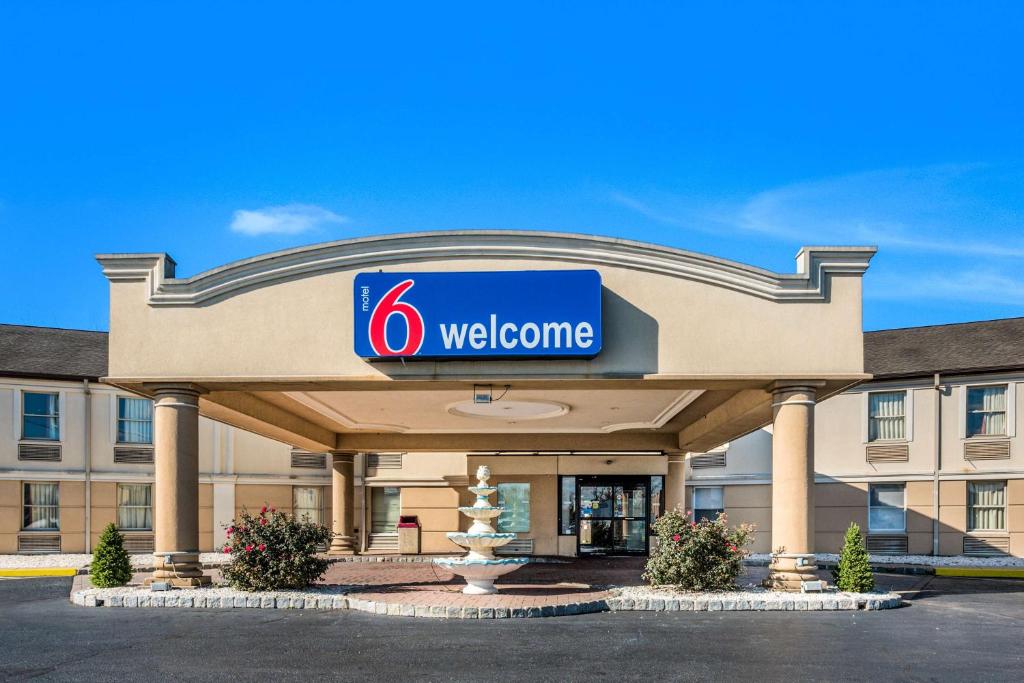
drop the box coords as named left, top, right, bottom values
left=447, top=399, right=570, bottom=421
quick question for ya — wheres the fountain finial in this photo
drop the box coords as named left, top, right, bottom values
left=476, top=465, right=491, bottom=485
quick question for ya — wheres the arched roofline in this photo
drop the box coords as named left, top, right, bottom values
left=97, top=230, right=875, bottom=306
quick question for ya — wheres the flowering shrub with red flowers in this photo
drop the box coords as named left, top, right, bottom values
left=642, top=509, right=755, bottom=591
left=220, top=505, right=332, bottom=591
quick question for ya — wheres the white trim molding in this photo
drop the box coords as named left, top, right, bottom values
left=97, top=232, right=876, bottom=307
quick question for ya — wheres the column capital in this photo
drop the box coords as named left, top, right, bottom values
left=770, top=380, right=826, bottom=395
left=666, top=453, right=687, bottom=465
left=330, top=452, right=356, bottom=465
left=144, top=382, right=208, bottom=399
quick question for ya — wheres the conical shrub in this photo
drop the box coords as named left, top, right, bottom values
left=832, top=522, right=875, bottom=592
left=90, top=523, right=133, bottom=588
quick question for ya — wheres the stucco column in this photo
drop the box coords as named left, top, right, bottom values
left=765, top=383, right=820, bottom=591
left=149, top=385, right=210, bottom=586
left=665, top=453, right=686, bottom=513
left=329, top=453, right=356, bottom=555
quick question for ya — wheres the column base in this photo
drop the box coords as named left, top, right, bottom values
left=763, top=553, right=820, bottom=592
left=328, top=535, right=357, bottom=555
left=149, top=552, right=210, bottom=586
left=144, top=575, right=212, bottom=588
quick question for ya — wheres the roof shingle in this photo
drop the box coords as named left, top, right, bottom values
left=865, top=317, right=1024, bottom=379
left=0, top=324, right=108, bottom=381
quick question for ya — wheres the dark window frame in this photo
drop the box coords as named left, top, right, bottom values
left=558, top=474, right=665, bottom=537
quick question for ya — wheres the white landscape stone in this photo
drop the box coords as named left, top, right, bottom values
left=0, top=552, right=229, bottom=570
left=745, top=552, right=1024, bottom=569
left=614, top=585, right=901, bottom=611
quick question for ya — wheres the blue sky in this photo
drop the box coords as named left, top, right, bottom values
left=1, top=1, right=1022, bottom=332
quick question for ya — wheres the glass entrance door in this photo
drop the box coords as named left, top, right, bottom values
left=577, top=477, right=649, bottom=555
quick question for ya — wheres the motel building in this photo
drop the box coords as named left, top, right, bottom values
left=1, top=232, right=1020, bottom=589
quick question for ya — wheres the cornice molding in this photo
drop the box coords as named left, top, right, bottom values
left=96, top=231, right=876, bottom=307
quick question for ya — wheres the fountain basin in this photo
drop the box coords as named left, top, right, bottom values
left=458, top=506, right=503, bottom=520
left=433, top=557, right=530, bottom=595
left=446, top=532, right=517, bottom=549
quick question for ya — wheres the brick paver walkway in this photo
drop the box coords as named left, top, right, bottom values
left=315, top=556, right=646, bottom=609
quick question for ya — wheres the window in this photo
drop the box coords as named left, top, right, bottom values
left=496, top=483, right=530, bottom=533
left=693, top=486, right=724, bottom=522
left=968, top=481, right=1006, bottom=531
left=23, top=483, right=59, bottom=530
left=117, top=484, right=153, bottom=530
left=370, top=487, right=401, bottom=534
left=868, top=391, right=906, bottom=441
left=293, top=486, right=323, bottom=524
left=22, top=392, right=59, bottom=441
left=966, top=385, right=1007, bottom=437
left=649, top=475, right=665, bottom=524
left=117, top=397, right=153, bottom=444
left=559, top=476, right=577, bottom=535
left=868, top=483, right=906, bottom=532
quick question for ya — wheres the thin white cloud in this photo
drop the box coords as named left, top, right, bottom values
left=610, top=164, right=1024, bottom=307
left=867, top=269, right=1024, bottom=307
left=607, top=192, right=689, bottom=228
left=230, top=203, right=348, bottom=236
left=610, top=163, right=1024, bottom=258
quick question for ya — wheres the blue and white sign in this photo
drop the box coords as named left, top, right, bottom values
left=354, top=270, right=602, bottom=359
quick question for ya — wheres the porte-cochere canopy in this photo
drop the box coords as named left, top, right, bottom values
left=98, top=231, right=875, bottom=455
left=97, top=231, right=875, bottom=588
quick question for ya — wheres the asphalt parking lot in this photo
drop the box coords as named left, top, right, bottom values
left=1, top=573, right=1022, bottom=682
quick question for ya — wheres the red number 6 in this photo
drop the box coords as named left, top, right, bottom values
left=368, top=280, right=424, bottom=356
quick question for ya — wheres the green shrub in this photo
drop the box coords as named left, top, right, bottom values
left=643, top=509, right=755, bottom=591
left=833, top=522, right=875, bottom=592
left=220, top=505, right=332, bottom=591
left=90, top=523, right=133, bottom=588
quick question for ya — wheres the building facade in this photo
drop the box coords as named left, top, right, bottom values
left=5, top=272, right=1022, bottom=567
left=0, top=324, right=329, bottom=555
left=685, top=318, right=1024, bottom=557
left=94, top=231, right=874, bottom=589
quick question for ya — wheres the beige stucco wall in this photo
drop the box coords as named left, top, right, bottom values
left=104, top=241, right=869, bottom=382
left=0, top=480, right=20, bottom=553
left=58, top=481, right=86, bottom=553
left=814, top=482, right=868, bottom=554
left=685, top=484, right=773, bottom=553
left=1010, top=479, right=1024, bottom=557
left=398, top=487, right=462, bottom=554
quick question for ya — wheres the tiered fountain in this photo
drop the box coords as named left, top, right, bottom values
left=433, top=465, right=529, bottom=594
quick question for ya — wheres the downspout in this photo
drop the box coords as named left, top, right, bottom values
left=933, top=373, right=941, bottom=556
left=83, top=379, right=92, bottom=554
